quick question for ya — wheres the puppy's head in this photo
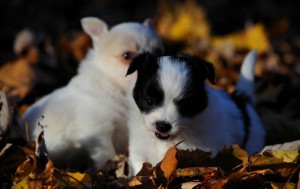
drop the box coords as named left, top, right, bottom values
left=127, top=53, right=216, bottom=140
left=81, top=17, right=163, bottom=85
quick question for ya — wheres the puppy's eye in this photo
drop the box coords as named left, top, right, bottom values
left=145, top=98, right=155, bottom=107
left=123, top=52, right=133, bottom=60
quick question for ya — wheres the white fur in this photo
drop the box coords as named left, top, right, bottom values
left=235, top=49, right=257, bottom=104
left=20, top=17, right=163, bottom=170
left=128, top=54, right=265, bottom=175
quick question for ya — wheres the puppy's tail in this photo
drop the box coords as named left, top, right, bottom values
left=235, top=49, right=257, bottom=105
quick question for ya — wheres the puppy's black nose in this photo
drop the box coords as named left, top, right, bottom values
left=155, top=121, right=172, bottom=133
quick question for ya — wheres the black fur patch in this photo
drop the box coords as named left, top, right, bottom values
left=128, top=54, right=216, bottom=117
left=173, top=58, right=209, bottom=117
left=231, top=91, right=251, bottom=148
left=130, top=53, right=164, bottom=113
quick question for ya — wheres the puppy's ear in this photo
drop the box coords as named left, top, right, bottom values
left=126, top=56, right=140, bottom=76
left=126, top=53, right=156, bottom=76
left=143, top=18, right=154, bottom=28
left=190, top=56, right=216, bottom=85
left=81, top=17, right=108, bottom=42
left=126, top=53, right=146, bottom=76
left=202, top=60, right=217, bottom=85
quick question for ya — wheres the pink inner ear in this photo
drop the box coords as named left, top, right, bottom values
left=81, top=17, right=108, bottom=40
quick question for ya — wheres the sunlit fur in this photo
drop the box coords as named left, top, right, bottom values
left=127, top=53, right=265, bottom=175
left=20, top=17, right=163, bottom=170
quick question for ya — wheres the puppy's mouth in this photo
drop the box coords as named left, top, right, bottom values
left=154, top=131, right=171, bottom=140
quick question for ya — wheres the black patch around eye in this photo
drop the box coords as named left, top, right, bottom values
left=132, top=56, right=164, bottom=114
left=134, top=81, right=164, bottom=113
left=174, top=83, right=208, bottom=117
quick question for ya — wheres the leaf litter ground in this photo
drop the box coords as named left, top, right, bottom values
left=1, top=129, right=299, bottom=188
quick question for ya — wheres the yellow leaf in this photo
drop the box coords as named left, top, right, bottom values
left=245, top=23, right=270, bottom=53
left=128, top=177, right=143, bottom=187
left=263, top=150, right=299, bottom=163
left=271, top=182, right=297, bottom=189
left=212, top=23, right=270, bottom=53
left=232, top=145, right=249, bottom=164
left=65, top=172, right=92, bottom=189
left=156, top=0, right=210, bottom=42
left=174, top=167, right=218, bottom=178
left=12, top=179, right=29, bottom=189
left=12, top=173, right=52, bottom=189
left=249, top=154, right=283, bottom=166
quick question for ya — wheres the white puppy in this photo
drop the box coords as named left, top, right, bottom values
left=20, top=17, right=163, bottom=170
left=126, top=50, right=265, bottom=175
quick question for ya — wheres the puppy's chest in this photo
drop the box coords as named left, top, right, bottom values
left=147, top=139, right=191, bottom=164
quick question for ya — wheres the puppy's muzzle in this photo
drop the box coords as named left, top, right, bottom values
left=154, top=121, right=172, bottom=140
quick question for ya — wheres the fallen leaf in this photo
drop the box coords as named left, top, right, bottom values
left=177, top=148, right=211, bottom=168
left=13, top=156, right=36, bottom=183
left=12, top=178, right=30, bottom=189
left=156, top=0, right=210, bottom=42
left=159, top=147, right=178, bottom=180
left=263, top=150, right=299, bottom=163
left=181, top=181, right=201, bottom=189
left=261, top=140, right=300, bottom=151
left=137, top=162, right=154, bottom=176
left=210, top=145, right=248, bottom=173
left=271, top=182, right=297, bottom=189
left=173, top=167, right=218, bottom=179
left=128, top=177, right=143, bottom=187
left=64, top=172, right=92, bottom=189
left=212, top=23, right=271, bottom=53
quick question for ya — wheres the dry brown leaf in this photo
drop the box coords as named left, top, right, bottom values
left=181, top=182, right=201, bottom=189
left=37, top=160, right=55, bottom=187
left=128, top=177, right=143, bottom=187
left=202, top=178, right=228, bottom=189
left=210, top=145, right=248, bottom=173
left=177, top=148, right=211, bottom=168
left=159, top=147, right=178, bottom=180
left=128, top=176, right=157, bottom=189
left=173, top=167, right=219, bottom=179
left=13, top=156, right=36, bottom=183
left=137, top=162, right=154, bottom=176
left=168, top=167, right=219, bottom=188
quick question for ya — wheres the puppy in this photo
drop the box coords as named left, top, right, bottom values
left=20, top=17, right=163, bottom=170
left=126, top=51, right=265, bottom=175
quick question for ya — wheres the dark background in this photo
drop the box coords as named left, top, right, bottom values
left=1, top=0, right=300, bottom=62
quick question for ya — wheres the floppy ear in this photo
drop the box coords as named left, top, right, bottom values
left=81, top=17, right=108, bottom=42
left=126, top=56, right=140, bottom=76
left=143, top=18, right=154, bottom=28
left=126, top=53, right=157, bottom=76
left=190, top=56, right=216, bottom=85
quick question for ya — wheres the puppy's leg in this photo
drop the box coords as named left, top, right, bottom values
left=243, top=106, right=266, bottom=154
left=81, top=136, right=116, bottom=169
left=70, top=121, right=117, bottom=170
left=128, top=150, right=147, bottom=176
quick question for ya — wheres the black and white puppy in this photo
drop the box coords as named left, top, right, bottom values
left=126, top=51, right=265, bottom=175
